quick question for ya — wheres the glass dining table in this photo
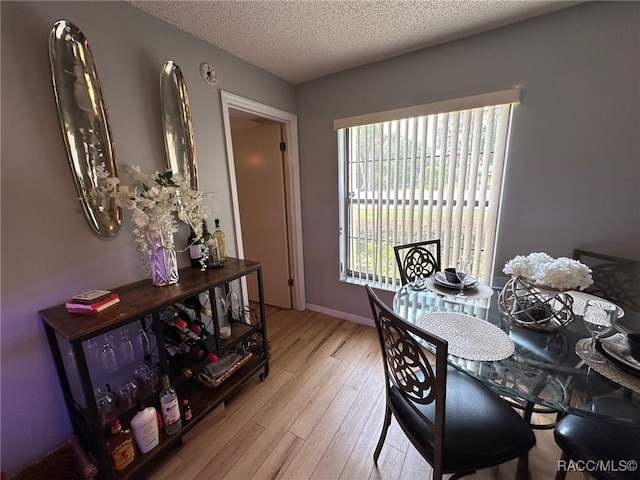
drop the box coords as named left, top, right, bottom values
left=393, top=275, right=640, bottom=426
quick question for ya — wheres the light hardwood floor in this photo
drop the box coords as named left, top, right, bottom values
left=148, top=306, right=587, bottom=480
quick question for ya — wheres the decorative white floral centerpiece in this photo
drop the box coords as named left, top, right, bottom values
left=499, top=252, right=593, bottom=331
left=95, top=165, right=209, bottom=285
left=503, top=252, right=593, bottom=291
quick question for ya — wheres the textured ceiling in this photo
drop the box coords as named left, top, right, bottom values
left=130, top=0, right=580, bottom=84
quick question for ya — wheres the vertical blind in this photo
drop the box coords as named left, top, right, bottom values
left=336, top=89, right=519, bottom=289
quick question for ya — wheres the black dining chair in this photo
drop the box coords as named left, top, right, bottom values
left=394, top=239, right=441, bottom=285
left=554, top=397, right=640, bottom=480
left=572, top=249, right=640, bottom=312
left=366, top=285, right=536, bottom=480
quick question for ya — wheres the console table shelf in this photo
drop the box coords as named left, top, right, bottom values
left=39, top=258, right=269, bottom=480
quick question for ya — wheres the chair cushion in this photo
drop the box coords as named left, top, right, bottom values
left=389, top=365, right=535, bottom=473
left=554, top=398, right=640, bottom=480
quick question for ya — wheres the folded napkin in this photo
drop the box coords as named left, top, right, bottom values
left=434, top=271, right=477, bottom=287
left=600, top=333, right=640, bottom=368
left=198, top=352, right=252, bottom=388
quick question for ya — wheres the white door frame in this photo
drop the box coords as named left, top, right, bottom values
left=220, top=91, right=306, bottom=310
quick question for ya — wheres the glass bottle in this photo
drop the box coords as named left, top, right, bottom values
left=188, top=221, right=210, bottom=268
left=215, top=289, right=231, bottom=339
left=226, top=289, right=243, bottom=322
left=182, top=398, right=193, bottom=422
left=213, top=219, right=226, bottom=261
left=207, top=236, right=223, bottom=268
left=159, top=374, right=182, bottom=435
left=106, top=417, right=136, bottom=472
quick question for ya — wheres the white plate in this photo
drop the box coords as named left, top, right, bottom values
left=433, top=271, right=479, bottom=290
left=599, top=334, right=640, bottom=372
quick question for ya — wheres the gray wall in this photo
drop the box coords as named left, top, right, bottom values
left=296, top=1, right=640, bottom=319
left=0, top=1, right=296, bottom=473
left=2, top=0, right=639, bottom=474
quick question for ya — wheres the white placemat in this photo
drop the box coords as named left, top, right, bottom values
left=575, top=338, right=640, bottom=393
left=423, top=276, right=494, bottom=300
left=567, top=291, right=624, bottom=318
left=416, top=312, right=514, bottom=361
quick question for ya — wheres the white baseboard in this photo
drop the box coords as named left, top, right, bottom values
left=305, top=303, right=374, bottom=327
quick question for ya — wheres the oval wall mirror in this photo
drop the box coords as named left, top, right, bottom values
left=49, top=20, right=121, bottom=237
left=160, top=61, right=199, bottom=190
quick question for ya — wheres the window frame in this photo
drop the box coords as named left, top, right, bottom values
left=336, top=89, right=520, bottom=289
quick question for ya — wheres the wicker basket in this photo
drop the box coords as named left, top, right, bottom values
left=198, top=352, right=253, bottom=388
left=5, top=435, right=97, bottom=480
left=498, top=276, right=574, bottom=332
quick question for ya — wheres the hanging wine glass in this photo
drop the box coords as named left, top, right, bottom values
left=134, top=321, right=151, bottom=361
left=84, top=338, right=101, bottom=373
left=117, top=326, right=136, bottom=366
left=101, top=332, right=118, bottom=374
left=64, top=344, right=78, bottom=374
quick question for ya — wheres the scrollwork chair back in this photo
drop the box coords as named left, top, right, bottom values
left=573, top=249, right=640, bottom=312
left=394, top=240, right=441, bottom=285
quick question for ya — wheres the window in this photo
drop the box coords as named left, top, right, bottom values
left=336, top=89, right=520, bottom=289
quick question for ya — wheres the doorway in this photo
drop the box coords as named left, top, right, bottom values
left=220, top=91, right=305, bottom=310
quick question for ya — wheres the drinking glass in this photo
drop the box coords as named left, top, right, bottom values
left=117, top=326, right=136, bottom=367
left=581, top=299, right=618, bottom=363
left=64, top=344, right=77, bottom=374
left=134, top=361, right=161, bottom=396
left=83, top=338, right=102, bottom=376
left=115, top=380, right=139, bottom=410
left=94, top=388, right=116, bottom=423
left=101, top=333, right=118, bottom=374
left=455, top=260, right=469, bottom=297
left=135, top=322, right=151, bottom=361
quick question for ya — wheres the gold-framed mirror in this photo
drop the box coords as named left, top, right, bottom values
left=49, top=20, right=121, bottom=237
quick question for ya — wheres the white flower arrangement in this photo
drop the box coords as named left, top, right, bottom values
left=503, top=252, right=593, bottom=291
left=94, top=165, right=209, bottom=270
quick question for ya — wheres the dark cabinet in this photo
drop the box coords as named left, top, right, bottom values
left=39, top=258, right=269, bottom=479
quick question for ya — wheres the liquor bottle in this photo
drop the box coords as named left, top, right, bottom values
left=187, top=227, right=200, bottom=268
left=161, top=311, right=201, bottom=344
left=130, top=399, right=159, bottom=454
left=162, top=321, right=187, bottom=347
left=165, top=345, right=186, bottom=373
left=188, top=221, right=210, bottom=268
left=177, top=302, right=212, bottom=337
left=106, top=418, right=136, bottom=472
left=163, top=318, right=208, bottom=368
left=182, top=399, right=193, bottom=421
left=183, top=338, right=207, bottom=364
left=192, top=319, right=212, bottom=338
left=174, top=318, right=201, bottom=342
left=181, top=296, right=213, bottom=318
left=207, top=236, right=223, bottom=268
left=159, top=374, right=182, bottom=435
left=213, top=219, right=226, bottom=261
